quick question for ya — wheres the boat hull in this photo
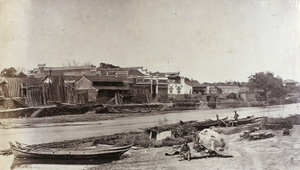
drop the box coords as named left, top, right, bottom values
left=192, top=117, right=228, bottom=129
left=10, top=142, right=131, bottom=160
left=226, top=116, right=256, bottom=126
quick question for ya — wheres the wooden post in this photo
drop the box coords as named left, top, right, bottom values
left=150, top=76, right=153, bottom=95
left=115, top=92, right=118, bottom=105
left=156, top=76, right=159, bottom=95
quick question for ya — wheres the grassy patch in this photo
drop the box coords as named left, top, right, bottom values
left=214, top=123, right=261, bottom=135
left=93, top=131, right=153, bottom=147
left=31, top=121, right=197, bottom=149
left=290, top=114, right=300, bottom=125
left=144, top=121, right=197, bottom=137
left=261, top=117, right=294, bottom=129
left=93, top=131, right=194, bottom=148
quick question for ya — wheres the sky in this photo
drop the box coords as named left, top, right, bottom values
left=0, top=0, right=299, bottom=83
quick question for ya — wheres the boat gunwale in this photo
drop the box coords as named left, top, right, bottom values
left=192, top=116, right=228, bottom=127
left=10, top=142, right=132, bottom=158
left=14, top=141, right=132, bottom=152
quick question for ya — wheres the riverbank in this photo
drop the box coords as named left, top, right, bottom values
left=1, top=104, right=300, bottom=169
left=7, top=124, right=300, bottom=169
left=0, top=109, right=189, bottom=129
left=1, top=102, right=299, bottom=129
left=0, top=102, right=177, bottom=128
left=90, top=126, right=300, bottom=170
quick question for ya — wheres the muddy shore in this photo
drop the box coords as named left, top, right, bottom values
left=7, top=125, right=300, bottom=170
left=2, top=104, right=300, bottom=169
left=92, top=126, right=300, bottom=170
left=0, top=109, right=182, bottom=129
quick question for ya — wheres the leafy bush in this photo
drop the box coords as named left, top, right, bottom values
left=284, top=97, right=299, bottom=104
left=269, top=99, right=281, bottom=105
left=262, top=117, right=294, bottom=129
left=161, top=137, right=187, bottom=146
left=256, top=94, right=266, bottom=101
left=174, top=124, right=197, bottom=137
left=227, top=93, right=237, bottom=99
left=290, top=115, right=300, bottom=125
left=207, top=101, right=216, bottom=109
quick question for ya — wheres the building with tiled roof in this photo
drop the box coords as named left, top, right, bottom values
left=283, top=79, right=299, bottom=87
left=184, top=78, right=206, bottom=94
left=24, top=63, right=207, bottom=105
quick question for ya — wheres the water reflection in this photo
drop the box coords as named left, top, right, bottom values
left=11, top=157, right=114, bottom=170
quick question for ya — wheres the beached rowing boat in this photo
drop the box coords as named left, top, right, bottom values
left=10, top=142, right=132, bottom=160
left=226, top=115, right=256, bottom=126
left=235, top=116, right=256, bottom=125
left=192, top=117, right=228, bottom=129
left=14, top=141, right=131, bottom=152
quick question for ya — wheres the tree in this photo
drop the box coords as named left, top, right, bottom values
left=62, top=59, right=80, bottom=67
left=17, top=71, right=27, bottom=78
left=227, top=92, right=237, bottom=99
left=248, top=71, right=286, bottom=99
left=1, top=67, right=18, bottom=77
left=215, top=86, right=222, bottom=94
left=1, top=67, right=27, bottom=78
left=62, top=60, right=95, bottom=67
left=225, top=80, right=241, bottom=86
left=16, top=67, right=27, bottom=78
left=99, top=63, right=120, bottom=69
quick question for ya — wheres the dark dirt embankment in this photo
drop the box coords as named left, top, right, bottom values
left=0, top=102, right=170, bottom=119
left=34, top=105, right=94, bottom=117
left=0, top=108, right=39, bottom=119
left=0, top=105, right=95, bottom=119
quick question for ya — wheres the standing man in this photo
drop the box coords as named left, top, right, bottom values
left=234, top=111, right=239, bottom=121
left=232, top=111, right=239, bottom=126
left=216, top=114, right=220, bottom=126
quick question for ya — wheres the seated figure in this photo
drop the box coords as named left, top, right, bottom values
left=180, top=142, right=191, bottom=161
left=216, top=138, right=228, bottom=151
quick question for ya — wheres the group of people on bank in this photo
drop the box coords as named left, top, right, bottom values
left=179, top=111, right=239, bottom=161
left=179, top=131, right=228, bottom=161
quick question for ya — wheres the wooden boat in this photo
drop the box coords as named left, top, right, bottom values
left=192, top=117, right=228, bottom=129
left=10, top=142, right=132, bottom=160
left=236, top=116, right=256, bottom=125
left=14, top=141, right=131, bottom=152
left=226, top=115, right=256, bottom=126
left=11, top=157, right=114, bottom=169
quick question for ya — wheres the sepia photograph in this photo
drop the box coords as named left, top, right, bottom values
left=0, top=0, right=300, bottom=169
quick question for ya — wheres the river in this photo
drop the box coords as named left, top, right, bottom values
left=1, top=103, right=299, bottom=169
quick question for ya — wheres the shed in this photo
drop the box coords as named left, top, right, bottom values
left=0, top=77, right=9, bottom=98
left=147, top=129, right=174, bottom=141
